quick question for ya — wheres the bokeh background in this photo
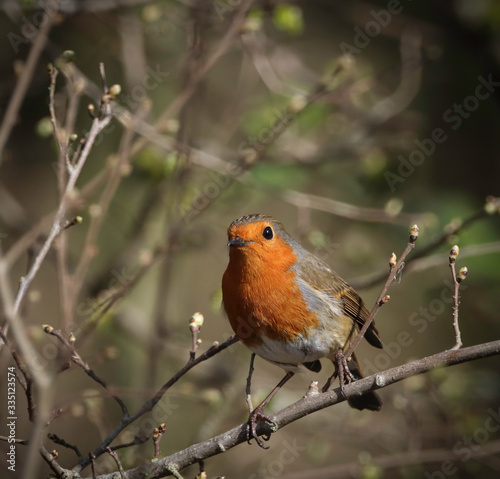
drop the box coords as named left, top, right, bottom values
left=0, top=1, right=500, bottom=478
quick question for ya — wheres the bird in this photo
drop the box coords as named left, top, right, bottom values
left=221, top=214, right=383, bottom=448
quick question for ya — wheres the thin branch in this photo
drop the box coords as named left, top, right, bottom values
left=245, top=353, right=256, bottom=414
left=448, top=245, right=467, bottom=350
left=345, top=225, right=418, bottom=362
left=79, top=340, right=500, bottom=479
left=107, top=447, right=125, bottom=479
left=44, top=327, right=129, bottom=417
left=0, top=435, right=28, bottom=445
left=48, top=433, right=83, bottom=460
left=282, top=189, right=425, bottom=226
left=0, top=12, right=53, bottom=165
left=0, top=326, right=34, bottom=420
left=41, top=447, right=79, bottom=479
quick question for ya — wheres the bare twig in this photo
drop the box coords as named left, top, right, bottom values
left=448, top=245, right=467, bottom=350
left=90, top=453, right=97, bottom=479
left=0, top=12, right=53, bottom=165
left=282, top=189, right=425, bottom=226
left=345, top=225, right=419, bottom=362
left=0, top=435, right=28, bottom=445
left=152, top=424, right=166, bottom=460
left=245, top=353, right=256, bottom=414
left=188, top=313, right=204, bottom=362
left=107, top=447, right=126, bottom=478
left=48, top=433, right=83, bottom=460
left=43, top=327, right=129, bottom=417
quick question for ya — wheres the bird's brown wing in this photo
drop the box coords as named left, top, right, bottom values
left=294, top=252, right=383, bottom=349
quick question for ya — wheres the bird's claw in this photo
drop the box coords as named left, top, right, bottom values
left=247, top=406, right=276, bottom=449
left=322, top=351, right=355, bottom=394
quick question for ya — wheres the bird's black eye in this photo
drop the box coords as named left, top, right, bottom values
left=262, top=226, right=273, bottom=240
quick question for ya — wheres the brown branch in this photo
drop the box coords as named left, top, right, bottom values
left=78, top=340, right=500, bottom=479
left=448, top=245, right=467, bottom=350
left=345, top=225, right=418, bottom=362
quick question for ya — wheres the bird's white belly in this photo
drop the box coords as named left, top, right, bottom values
left=250, top=327, right=347, bottom=373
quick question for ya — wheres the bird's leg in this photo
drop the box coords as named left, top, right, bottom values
left=322, top=351, right=355, bottom=394
left=245, top=353, right=256, bottom=413
left=247, top=371, right=294, bottom=449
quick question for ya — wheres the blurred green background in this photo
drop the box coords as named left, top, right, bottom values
left=0, top=1, right=499, bottom=478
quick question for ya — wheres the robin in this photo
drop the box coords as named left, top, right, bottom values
left=222, top=214, right=383, bottom=448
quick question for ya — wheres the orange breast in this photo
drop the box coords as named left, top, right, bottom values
left=222, top=243, right=319, bottom=348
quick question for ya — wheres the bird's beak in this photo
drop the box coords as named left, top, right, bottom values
left=228, top=236, right=251, bottom=247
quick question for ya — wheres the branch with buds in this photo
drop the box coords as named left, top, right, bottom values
left=449, top=245, right=468, bottom=350
left=189, top=312, right=204, bottom=361
left=345, top=224, right=419, bottom=362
